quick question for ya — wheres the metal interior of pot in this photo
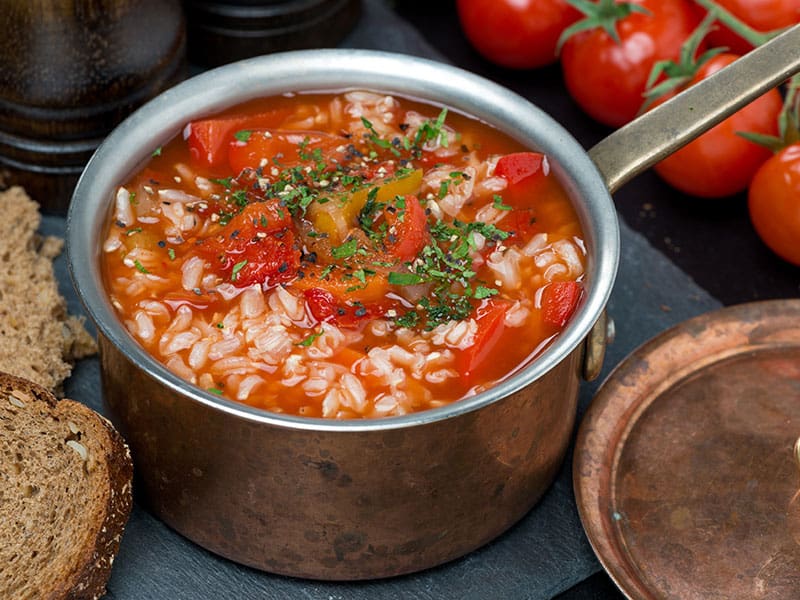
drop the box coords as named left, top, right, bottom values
left=67, top=49, right=620, bottom=431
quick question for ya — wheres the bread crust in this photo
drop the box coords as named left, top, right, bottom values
left=0, top=372, right=133, bottom=600
left=0, top=186, right=97, bottom=395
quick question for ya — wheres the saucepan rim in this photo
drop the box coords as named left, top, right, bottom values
left=67, top=48, right=619, bottom=432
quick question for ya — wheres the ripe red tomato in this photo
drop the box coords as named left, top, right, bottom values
left=560, top=0, right=700, bottom=127
left=748, top=143, right=800, bottom=266
left=456, top=0, right=581, bottom=69
left=653, top=54, right=782, bottom=198
left=705, top=0, right=800, bottom=55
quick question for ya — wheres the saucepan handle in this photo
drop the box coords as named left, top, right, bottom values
left=581, top=24, right=800, bottom=381
left=588, top=24, right=800, bottom=195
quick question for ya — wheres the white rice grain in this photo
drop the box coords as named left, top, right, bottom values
left=188, top=339, right=212, bottom=370
left=161, top=330, right=201, bottom=355
left=523, top=233, right=549, bottom=257
left=236, top=375, right=264, bottom=401
left=430, top=319, right=477, bottom=350
left=240, top=286, right=266, bottom=318
left=504, top=301, right=530, bottom=328
left=181, top=256, right=205, bottom=291
left=158, top=188, right=201, bottom=204
left=268, top=286, right=305, bottom=322
left=133, top=310, right=155, bottom=342
left=115, top=187, right=134, bottom=227
left=208, top=335, right=243, bottom=360
left=487, top=247, right=523, bottom=290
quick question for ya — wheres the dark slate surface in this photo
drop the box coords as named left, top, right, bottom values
left=43, top=0, right=722, bottom=597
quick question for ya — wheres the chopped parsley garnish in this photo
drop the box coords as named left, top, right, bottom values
left=231, top=190, right=248, bottom=206
left=331, top=238, right=358, bottom=260
left=213, top=177, right=233, bottom=189
left=414, top=107, right=449, bottom=148
left=394, top=311, right=420, bottom=328
left=388, top=272, right=424, bottom=286
left=388, top=218, right=510, bottom=327
left=231, top=259, right=248, bottom=281
left=234, top=130, right=252, bottom=142
left=493, top=194, right=512, bottom=211
left=126, top=227, right=142, bottom=236
left=152, top=147, right=162, bottom=157
left=208, top=387, right=223, bottom=395
left=133, top=260, right=149, bottom=274
left=167, top=247, right=176, bottom=261
left=361, top=117, right=397, bottom=155
left=296, top=330, right=323, bottom=347
left=128, top=192, right=138, bottom=206
left=474, top=285, right=499, bottom=299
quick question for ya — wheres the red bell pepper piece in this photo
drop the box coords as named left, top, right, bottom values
left=458, top=299, right=510, bottom=380
left=227, top=130, right=341, bottom=175
left=541, top=281, right=582, bottom=328
left=302, top=287, right=392, bottom=329
left=494, top=152, right=545, bottom=185
left=386, top=194, right=428, bottom=262
left=185, top=109, right=290, bottom=168
left=192, top=200, right=299, bottom=288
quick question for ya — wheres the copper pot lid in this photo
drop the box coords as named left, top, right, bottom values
left=574, top=299, right=800, bottom=599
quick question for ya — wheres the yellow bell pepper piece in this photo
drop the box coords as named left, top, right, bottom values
left=309, top=168, right=423, bottom=243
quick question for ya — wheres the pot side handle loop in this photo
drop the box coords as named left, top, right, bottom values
left=582, top=310, right=615, bottom=382
left=588, top=24, right=800, bottom=195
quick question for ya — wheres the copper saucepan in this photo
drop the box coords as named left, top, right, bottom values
left=67, top=25, right=800, bottom=579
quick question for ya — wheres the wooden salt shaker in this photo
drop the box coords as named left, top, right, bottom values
left=0, top=0, right=186, bottom=213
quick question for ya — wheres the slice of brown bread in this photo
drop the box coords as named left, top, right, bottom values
left=0, top=372, right=133, bottom=600
left=0, top=186, right=96, bottom=395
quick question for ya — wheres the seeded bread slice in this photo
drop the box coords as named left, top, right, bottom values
left=0, top=186, right=96, bottom=395
left=0, top=372, right=133, bottom=600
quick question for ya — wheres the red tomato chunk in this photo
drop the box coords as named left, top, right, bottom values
left=102, top=91, right=587, bottom=418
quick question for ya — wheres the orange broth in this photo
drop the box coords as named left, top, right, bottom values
left=102, top=90, right=586, bottom=418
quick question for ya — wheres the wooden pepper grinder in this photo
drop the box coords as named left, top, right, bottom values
left=183, top=0, right=361, bottom=68
left=0, top=0, right=187, bottom=213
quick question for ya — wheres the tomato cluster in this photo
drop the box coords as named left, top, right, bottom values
left=456, top=0, right=800, bottom=266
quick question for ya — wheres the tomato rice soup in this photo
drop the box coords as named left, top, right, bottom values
left=102, top=91, right=586, bottom=418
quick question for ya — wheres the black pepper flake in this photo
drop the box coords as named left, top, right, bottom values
left=115, top=220, right=126, bottom=228
left=193, top=288, right=202, bottom=296
left=337, top=308, right=346, bottom=316
left=274, top=231, right=286, bottom=239
left=302, top=251, right=318, bottom=264
left=460, top=144, right=469, bottom=153
left=278, top=262, right=288, bottom=273
left=157, top=240, right=166, bottom=248
left=354, top=307, right=367, bottom=317
left=231, top=229, right=240, bottom=239
left=399, top=123, right=409, bottom=132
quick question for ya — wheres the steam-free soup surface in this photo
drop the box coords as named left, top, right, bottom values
left=102, top=91, right=586, bottom=418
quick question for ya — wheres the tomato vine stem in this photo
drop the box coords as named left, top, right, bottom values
left=690, top=0, right=783, bottom=48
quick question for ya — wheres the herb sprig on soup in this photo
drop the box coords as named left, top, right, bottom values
left=102, top=91, right=586, bottom=418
